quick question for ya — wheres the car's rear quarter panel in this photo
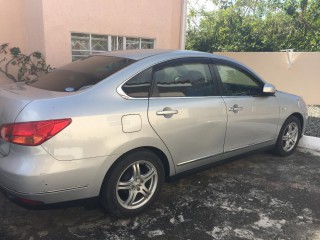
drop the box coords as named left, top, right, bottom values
left=15, top=86, right=171, bottom=162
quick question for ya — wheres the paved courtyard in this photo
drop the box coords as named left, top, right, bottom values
left=1, top=149, right=320, bottom=240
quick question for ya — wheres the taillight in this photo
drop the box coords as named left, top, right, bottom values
left=0, top=119, right=72, bottom=146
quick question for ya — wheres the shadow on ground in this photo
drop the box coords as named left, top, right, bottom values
left=1, top=149, right=320, bottom=240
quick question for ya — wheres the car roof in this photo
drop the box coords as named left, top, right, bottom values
left=94, top=49, right=265, bottom=82
left=95, top=49, right=227, bottom=61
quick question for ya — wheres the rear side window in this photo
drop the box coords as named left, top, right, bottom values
left=153, top=62, right=216, bottom=97
left=28, top=56, right=136, bottom=92
left=122, top=68, right=152, bottom=98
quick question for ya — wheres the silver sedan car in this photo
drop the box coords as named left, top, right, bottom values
left=0, top=50, right=307, bottom=217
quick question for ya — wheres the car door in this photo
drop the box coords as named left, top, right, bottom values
left=148, top=58, right=227, bottom=173
left=212, top=62, right=280, bottom=155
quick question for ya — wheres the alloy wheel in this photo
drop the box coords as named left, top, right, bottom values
left=116, top=160, right=158, bottom=210
left=282, top=122, right=299, bottom=152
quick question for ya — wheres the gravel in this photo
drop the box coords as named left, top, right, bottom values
left=305, top=105, right=320, bottom=138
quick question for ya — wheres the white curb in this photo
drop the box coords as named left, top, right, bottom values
left=298, top=135, right=320, bottom=153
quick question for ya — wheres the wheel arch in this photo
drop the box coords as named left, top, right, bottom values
left=290, top=112, right=304, bottom=137
left=142, top=146, right=171, bottom=180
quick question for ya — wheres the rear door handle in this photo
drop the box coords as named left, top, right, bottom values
left=156, top=107, right=178, bottom=116
left=228, top=104, right=243, bottom=113
left=156, top=110, right=178, bottom=115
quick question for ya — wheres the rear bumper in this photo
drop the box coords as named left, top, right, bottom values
left=0, top=145, right=119, bottom=204
left=0, top=183, right=89, bottom=205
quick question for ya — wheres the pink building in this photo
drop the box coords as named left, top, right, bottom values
left=1, top=0, right=186, bottom=67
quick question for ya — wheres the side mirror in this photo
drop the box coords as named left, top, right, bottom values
left=263, top=83, right=276, bottom=95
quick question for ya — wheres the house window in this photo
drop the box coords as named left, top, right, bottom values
left=111, top=36, right=124, bottom=51
left=126, top=38, right=140, bottom=49
left=71, top=33, right=155, bottom=61
left=71, top=33, right=90, bottom=61
left=141, top=38, right=155, bottom=49
left=91, top=34, right=108, bottom=52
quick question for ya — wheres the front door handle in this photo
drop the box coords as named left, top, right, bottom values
left=228, top=104, right=243, bottom=113
left=156, top=107, right=178, bottom=116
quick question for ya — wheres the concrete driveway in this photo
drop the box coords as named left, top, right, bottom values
left=1, top=149, right=320, bottom=240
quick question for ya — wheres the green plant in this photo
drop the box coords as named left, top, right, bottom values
left=187, top=0, right=320, bottom=52
left=0, top=43, right=53, bottom=82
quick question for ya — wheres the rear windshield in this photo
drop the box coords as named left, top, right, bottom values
left=27, top=56, right=136, bottom=92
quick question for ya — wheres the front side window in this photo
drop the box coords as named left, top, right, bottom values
left=153, top=62, right=216, bottom=97
left=216, top=65, right=262, bottom=96
left=122, top=68, right=152, bottom=98
left=28, top=56, right=135, bottom=92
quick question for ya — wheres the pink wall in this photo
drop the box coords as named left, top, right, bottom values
left=0, top=0, right=26, bottom=50
left=41, top=0, right=182, bottom=67
left=1, top=0, right=182, bottom=67
left=21, top=0, right=46, bottom=54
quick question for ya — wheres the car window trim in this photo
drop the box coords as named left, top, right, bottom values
left=117, top=65, right=155, bottom=100
left=119, top=67, right=153, bottom=99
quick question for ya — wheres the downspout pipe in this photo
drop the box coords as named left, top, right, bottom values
left=180, top=0, right=187, bottom=50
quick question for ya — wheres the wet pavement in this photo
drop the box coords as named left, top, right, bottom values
left=1, top=149, right=320, bottom=240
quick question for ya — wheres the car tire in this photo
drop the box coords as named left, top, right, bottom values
left=275, top=115, right=301, bottom=157
left=100, top=149, right=164, bottom=218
